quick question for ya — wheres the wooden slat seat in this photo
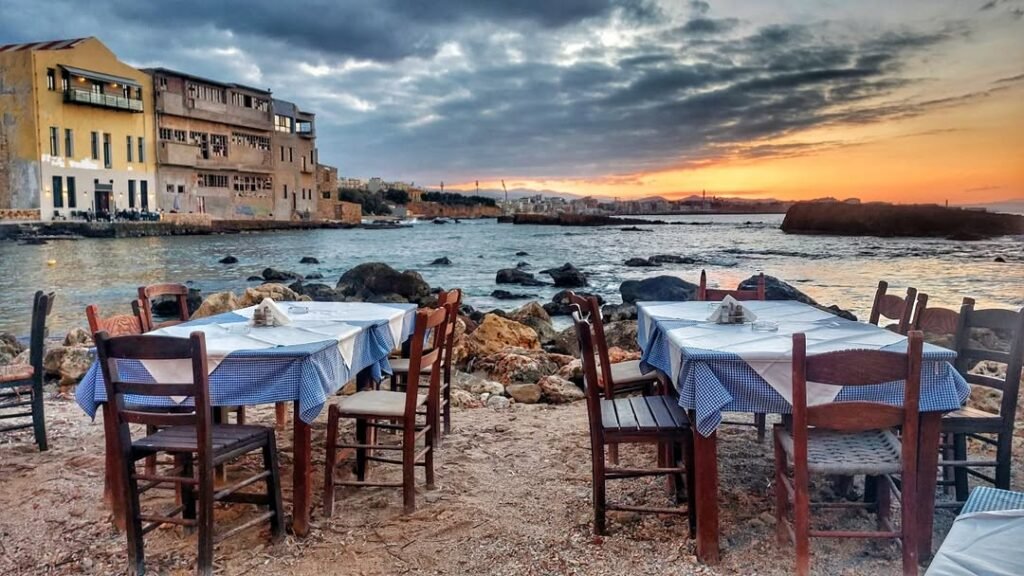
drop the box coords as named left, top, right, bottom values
left=335, top=390, right=427, bottom=418
left=602, top=396, right=689, bottom=434
left=777, top=428, right=903, bottom=475
left=943, top=405, right=1001, bottom=428
left=608, top=360, right=649, bottom=385
left=133, top=424, right=271, bottom=456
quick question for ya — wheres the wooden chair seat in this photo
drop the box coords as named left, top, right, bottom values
left=0, top=365, right=34, bottom=383
left=943, top=405, right=1001, bottom=433
left=602, top=396, right=689, bottom=435
left=133, top=424, right=271, bottom=456
left=336, top=390, right=427, bottom=418
left=609, top=360, right=653, bottom=385
left=776, top=428, right=903, bottom=475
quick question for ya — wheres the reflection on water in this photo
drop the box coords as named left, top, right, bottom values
left=0, top=214, right=1020, bottom=335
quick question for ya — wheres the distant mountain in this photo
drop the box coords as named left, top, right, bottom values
left=955, top=198, right=1024, bottom=215
left=453, top=187, right=610, bottom=201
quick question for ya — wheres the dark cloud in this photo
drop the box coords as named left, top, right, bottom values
left=680, top=17, right=739, bottom=34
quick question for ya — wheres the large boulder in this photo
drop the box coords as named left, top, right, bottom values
left=491, top=289, right=538, bottom=300
left=506, top=382, right=542, bottom=404
left=650, top=254, right=696, bottom=264
left=601, top=303, right=637, bottom=322
left=191, top=291, right=240, bottom=319
left=624, top=257, right=660, bottom=267
left=63, top=327, right=93, bottom=346
left=237, top=284, right=310, bottom=308
left=544, top=290, right=605, bottom=316
left=462, top=315, right=541, bottom=362
left=43, top=346, right=94, bottom=387
left=299, top=256, right=320, bottom=264
left=0, top=333, right=26, bottom=364
left=430, top=256, right=452, bottom=266
left=263, top=267, right=303, bottom=282
left=474, top=348, right=574, bottom=384
left=289, top=281, right=344, bottom=302
left=620, top=276, right=698, bottom=304
left=495, top=268, right=547, bottom=286
left=151, top=287, right=203, bottom=318
left=452, top=372, right=506, bottom=396
left=510, top=302, right=557, bottom=345
left=538, top=375, right=585, bottom=403
left=541, top=263, right=587, bottom=287
left=336, top=262, right=432, bottom=304
left=738, top=275, right=817, bottom=304
left=552, top=320, right=639, bottom=356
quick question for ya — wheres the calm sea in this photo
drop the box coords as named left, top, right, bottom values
left=0, top=214, right=1020, bottom=336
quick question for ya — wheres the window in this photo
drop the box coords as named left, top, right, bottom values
left=159, top=127, right=172, bottom=140
left=233, top=174, right=272, bottom=197
left=102, top=133, right=111, bottom=168
left=274, top=115, right=293, bottom=133
left=156, top=76, right=167, bottom=90
left=49, top=127, right=59, bottom=156
left=159, top=128, right=187, bottom=143
left=60, top=70, right=69, bottom=91
left=126, top=136, right=133, bottom=163
left=210, top=134, right=227, bottom=157
left=128, top=180, right=136, bottom=208
left=91, top=82, right=102, bottom=94
left=322, top=189, right=331, bottom=200
left=232, top=92, right=269, bottom=111
left=283, top=185, right=288, bottom=199
left=138, top=137, right=145, bottom=163
left=198, top=173, right=228, bottom=188
left=289, top=147, right=293, bottom=162
left=186, top=81, right=225, bottom=103
left=231, top=132, right=270, bottom=150
left=177, top=185, right=185, bottom=194
left=90, top=132, right=99, bottom=160
left=141, top=181, right=148, bottom=209
left=52, top=176, right=64, bottom=208
left=67, top=177, right=76, bottom=208
left=64, top=128, right=73, bottom=158
left=280, top=146, right=285, bottom=162
left=190, top=131, right=210, bottom=159
left=46, top=68, right=55, bottom=91
left=166, top=184, right=174, bottom=194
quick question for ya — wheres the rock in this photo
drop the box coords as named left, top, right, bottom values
left=650, top=254, right=696, bottom=264
left=604, top=321, right=639, bottom=352
left=738, top=275, right=817, bottom=304
left=538, top=375, right=585, bottom=403
left=305, top=272, right=324, bottom=280
left=486, top=395, right=511, bottom=410
left=541, top=263, right=587, bottom=288
left=510, top=301, right=551, bottom=324
left=63, top=327, right=92, bottom=346
left=607, top=346, right=640, bottom=363
left=450, top=388, right=482, bottom=408
left=218, top=255, right=238, bottom=264
left=151, top=288, right=203, bottom=318
left=782, top=200, right=1024, bottom=238
left=515, top=251, right=529, bottom=256
left=491, top=289, right=538, bottom=300
left=551, top=326, right=579, bottom=356
left=0, top=333, right=26, bottom=364
left=822, top=304, right=857, bottom=322
left=299, top=256, right=320, bottom=264
left=624, top=257, right=660, bottom=267
left=336, top=262, right=432, bottom=304
left=505, top=382, right=542, bottom=404
left=994, top=256, right=1006, bottom=263
left=557, top=358, right=583, bottom=381
left=462, top=314, right=541, bottom=362
left=544, top=290, right=606, bottom=316
left=430, top=256, right=452, bottom=266
left=237, top=284, right=310, bottom=307
left=620, top=276, right=698, bottom=304
left=247, top=276, right=263, bottom=281
left=452, top=372, right=506, bottom=396
left=43, top=346, right=94, bottom=387
left=292, top=282, right=344, bottom=302
left=495, top=268, right=547, bottom=286
left=516, top=261, right=531, bottom=269
left=619, top=226, right=652, bottom=232
left=473, top=348, right=574, bottom=384
left=601, top=303, right=637, bottom=322
left=262, top=267, right=303, bottom=282
left=190, top=291, right=240, bottom=319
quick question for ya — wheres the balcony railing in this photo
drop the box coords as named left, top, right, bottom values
left=64, top=88, right=143, bottom=112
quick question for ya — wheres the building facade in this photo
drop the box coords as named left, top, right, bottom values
left=270, top=99, right=317, bottom=219
left=0, top=37, right=157, bottom=220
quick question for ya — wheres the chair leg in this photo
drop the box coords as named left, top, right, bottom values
left=953, top=433, right=969, bottom=502
left=263, top=432, right=285, bottom=541
left=182, top=457, right=196, bottom=534
left=355, top=418, right=368, bottom=482
left=995, top=432, right=1012, bottom=490
left=941, top=434, right=954, bottom=495
left=323, top=406, right=339, bottom=517
left=144, top=425, right=158, bottom=476
left=442, top=380, right=452, bottom=435
left=593, top=441, right=607, bottom=535
left=123, top=461, right=146, bottom=576
left=874, top=475, right=891, bottom=531
left=608, top=443, right=619, bottom=466
left=235, top=406, right=246, bottom=425
left=31, top=378, right=47, bottom=451
left=275, top=402, right=288, bottom=431
left=402, top=426, right=416, bottom=514
left=754, top=412, right=766, bottom=443
left=773, top=429, right=787, bottom=546
left=794, top=471, right=811, bottom=576
left=425, top=421, right=436, bottom=491
left=684, top=433, right=697, bottom=538
left=196, top=453, right=215, bottom=576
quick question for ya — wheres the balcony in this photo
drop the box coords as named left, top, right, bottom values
left=296, top=121, right=315, bottom=139
left=64, top=88, right=143, bottom=112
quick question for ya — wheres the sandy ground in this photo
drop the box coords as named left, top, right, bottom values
left=1, top=386, right=1020, bottom=576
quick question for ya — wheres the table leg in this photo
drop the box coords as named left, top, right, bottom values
left=916, top=412, right=941, bottom=563
left=292, top=403, right=312, bottom=537
left=693, top=427, right=720, bottom=564
left=101, top=401, right=126, bottom=531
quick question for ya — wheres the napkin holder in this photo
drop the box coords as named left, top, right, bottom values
left=251, top=298, right=291, bottom=327
left=709, top=297, right=756, bottom=325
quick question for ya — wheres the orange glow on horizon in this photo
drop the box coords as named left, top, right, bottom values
left=451, top=85, right=1024, bottom=204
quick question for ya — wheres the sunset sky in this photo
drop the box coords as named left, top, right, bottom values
left=3, top=0, right=1022, bottom=202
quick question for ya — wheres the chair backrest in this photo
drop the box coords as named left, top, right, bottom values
left=869, top=280, right=916, bottom=335
left=137, top=283, right=190, bottom=331
left=566, top=291, right=614, bottom=397
left=791, top=331, right=923, bottom=491
left=697, top=270, right=766, bottom=302
left=952, top=300, right=1024, bottom=421
left=94, top=331, right=211, bottom=459
left=29, top=291, right=55, bottom=379
left=436, top=288, right=462, bottom=384
left=86, top=304, right=143, bottom=337
left=574, top=317, right=605, bottom=441
left=403, top=306, right=449, bottom=423
left=911, top=294, right=973, bottom=337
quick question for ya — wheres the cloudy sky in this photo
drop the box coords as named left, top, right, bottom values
left=2, top=0, right=1022, bottom=202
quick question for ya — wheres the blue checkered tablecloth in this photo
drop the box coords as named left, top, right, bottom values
left=75, top=303, right=417, bottom=424
left=638, top=301, right=971, bottom=437
left=960, top=487, right=1024, bottom=515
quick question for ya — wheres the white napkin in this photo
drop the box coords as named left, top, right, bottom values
left=705, top=295, right=759, bottom=324
left=252, top=298, right=291, bottom=326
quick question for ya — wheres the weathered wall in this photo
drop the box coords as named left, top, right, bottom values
left=407, top=201, right=501, bottom=218
left=315, top=163, right=339, bottom=220
left=0, top=47, right=41, bottom=210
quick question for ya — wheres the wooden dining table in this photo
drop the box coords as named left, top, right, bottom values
left=637, top=300, right=970, bottom=564
left=75, top=301, right=417, bottom=536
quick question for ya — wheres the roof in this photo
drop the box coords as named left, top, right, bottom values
left=143, top=66, right=271, bottom=96
left=0, top=37, right=89, bottom=53
left=61, top=64, right=141, bottom=88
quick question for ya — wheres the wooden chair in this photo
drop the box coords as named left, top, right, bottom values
left=774, top=331, right=924, bottom=576
left=87, top=303, right=144, bottom=337
left=95, top=331, right=283, bottom=576
left=324, top=306, right=448, bottom=515
left=575, top=316, right=695, bottom=536
left=0, top=291, right=54, bottom=451
left=940, top=301, right=1024, bottom=506
left=388, top=288, right=462, bottom=441
left=869, top=280, right=916, bottom=335
left=698, top=269, right=766, bottom=301
left=696, top=271, right=769, bottom=440
left=137, top=283, right=190, bottom=331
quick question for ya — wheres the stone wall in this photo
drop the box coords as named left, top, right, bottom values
left=160, top=212, right=213, bottom=227
left=0, top=208, right=40, bottom=221
left=407, top=201, right=501, bottom=219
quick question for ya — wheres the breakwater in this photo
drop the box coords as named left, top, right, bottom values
left=782, top=201, right=1024, bottom=239
left=0, top=218, right=357, bottom=240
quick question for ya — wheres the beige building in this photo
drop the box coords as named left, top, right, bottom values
left=0, top=37, right=157, bottom=220
left=271, top=99, right=318, bottom=219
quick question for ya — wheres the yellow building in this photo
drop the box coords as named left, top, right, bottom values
left=0, top=37, right=157, bottom=221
